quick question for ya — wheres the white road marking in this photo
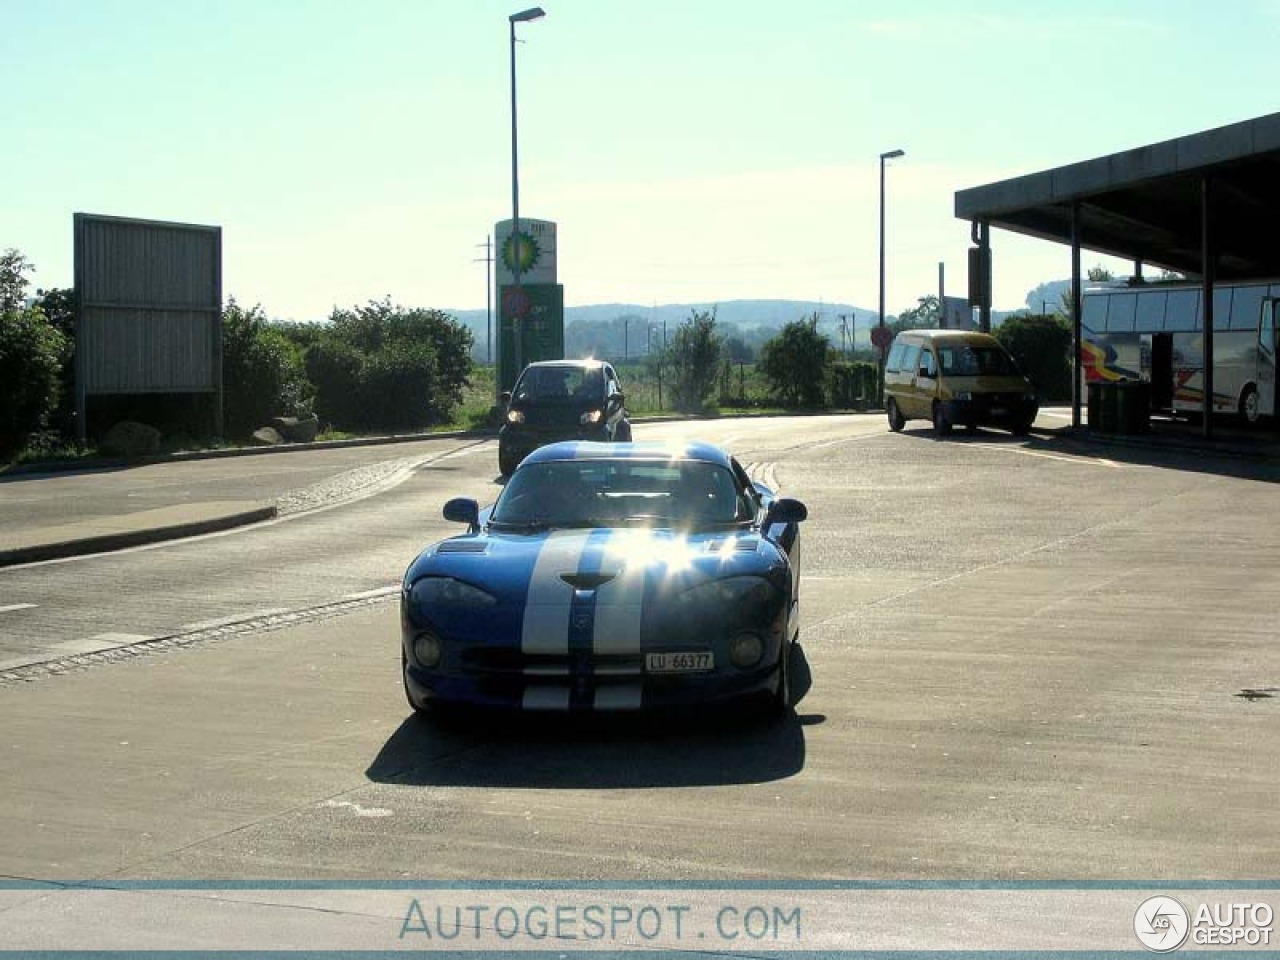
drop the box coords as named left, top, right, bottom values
left=0, top=603, right=36, bottom=614
left=969, top=444, right=1125, bottom=467
left=341, top=586, right=401, bottom=601
left=322, top=799, right=393, bottom=818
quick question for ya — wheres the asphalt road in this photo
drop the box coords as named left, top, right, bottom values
left=2, top=413, right=1279, bottom=884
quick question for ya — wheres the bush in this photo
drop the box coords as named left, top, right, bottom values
left=759, top=316, right=830, bottom=408
left=357, top=341, right=440, bottom=431
left=221, top=300, right=312, bottom=439
left=305, top=335, right=365, bottom=429
left=0, top=307, right=67, bottom=456
left=829, top=361, right=879, bottom=408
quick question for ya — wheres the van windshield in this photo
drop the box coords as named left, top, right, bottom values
left=938, top=344, right=1019, bottom=377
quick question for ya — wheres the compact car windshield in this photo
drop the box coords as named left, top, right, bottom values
left=513, top=367, right=601, bottom=402
left=490, top=460, right=751, bottom=530
left=939, top=345, right=1018, bottom=377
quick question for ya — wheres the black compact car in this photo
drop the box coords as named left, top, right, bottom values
left=497, top=360, right=632, bottom=476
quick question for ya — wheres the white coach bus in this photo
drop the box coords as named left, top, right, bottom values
left=1081, top=280, right=1279, bottom=423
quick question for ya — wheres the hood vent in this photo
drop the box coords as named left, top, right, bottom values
left=436, top=540, right=488, bottom=555
left=559, top=571, right=618, bottom=590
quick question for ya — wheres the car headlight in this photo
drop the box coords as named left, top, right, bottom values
left=953, top=391, right=972, bottom=402
left=678, top=576, right=779, bottom=620
left=409, top=577, right=497, bottom=612
left=579, top=409, right=603, bottom=425
left=506, top=409, right=525, bottom=424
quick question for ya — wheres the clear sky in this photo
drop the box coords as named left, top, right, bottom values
left=5, top=0, right=1280, bottom=321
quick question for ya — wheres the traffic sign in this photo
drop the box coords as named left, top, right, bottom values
left=871, top=324, right=894, bottom=350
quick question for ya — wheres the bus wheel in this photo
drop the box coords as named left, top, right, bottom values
left=932, top=402, right=953, bottom=437
left=1240, top=385, right=1261, bottom=425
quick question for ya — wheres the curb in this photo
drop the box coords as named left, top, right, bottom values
left=0, top=505, right=278, bottom=568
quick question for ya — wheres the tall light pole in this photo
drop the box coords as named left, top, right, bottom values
left=508, top=6, right=545, bottom=385
left=878, top=148, right=904, bottom=403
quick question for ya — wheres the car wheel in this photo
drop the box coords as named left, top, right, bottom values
left=498, top=444, right=520, bottom=477
left=402, top=652, right=429, bottom=717
left=932, top=401, right=952, bottom=437
left=886, top=398, right=905, bottom=432
left=770, top=638, right=792, bottom=716
left=1011, top=418, right=1032, bottom=437
left=1240, top=385, right=1261, bottom=425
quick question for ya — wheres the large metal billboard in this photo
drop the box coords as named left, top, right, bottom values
left=74, top=213, right=222, bottom=440
left=494, top=218, right=563, bottom=391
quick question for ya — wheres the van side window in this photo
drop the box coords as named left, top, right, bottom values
left=921, top=349, right=937, bottom=378
left=886, top=343, right=906, bottom=373
left=901, top=344, right=921, bottom=375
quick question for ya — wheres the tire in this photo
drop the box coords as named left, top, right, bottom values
left=402, top=652, right=429, bottom=717
left=886, top=398, right=905, bottom=432
left=1240, top=385, right=1261, bottom=425
left=498, top=444, right=520, bottom=477
left=770, top=638, right=792, bottom=716
left=1011, top=419, right=1032, bottom=437
left=932, top=401, right=952, bottom=437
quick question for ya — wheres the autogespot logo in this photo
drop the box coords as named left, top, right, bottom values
left=1135, top=896, right=1190, bottom=952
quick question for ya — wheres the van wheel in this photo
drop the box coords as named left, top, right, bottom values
left=1240, top=385, right=1261, bottom=425
left=886, top=399, right=905, bottom=432
left=932, top=402, right=953, bottom=437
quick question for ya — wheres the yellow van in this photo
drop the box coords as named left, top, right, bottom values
left=883, top=330, right=1039, bottom=436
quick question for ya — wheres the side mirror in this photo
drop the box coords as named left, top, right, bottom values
left=764, top=497, right=807, bottom=526
left=613, top=391, right=626, bottom=407
left=443, top=497, right=480, bottom=527
left=499, top=391, right=512, bottom=406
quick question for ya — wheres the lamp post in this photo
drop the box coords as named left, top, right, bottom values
left=878, top=147, right=905, bottom=403
left=508, top=6, right=545, bottom=386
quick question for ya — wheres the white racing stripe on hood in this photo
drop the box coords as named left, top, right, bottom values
left=521, top=531, right=591, bottom=655
left=592, top=539, right=646, bottom=656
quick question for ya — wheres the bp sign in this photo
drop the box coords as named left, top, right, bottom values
left=498, top=283, right=564, bottom=391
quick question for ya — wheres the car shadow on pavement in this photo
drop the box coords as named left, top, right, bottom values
left=366, top=645, right=815, bottom=790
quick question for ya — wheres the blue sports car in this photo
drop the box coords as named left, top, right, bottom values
left=400, top=441, right=807, bottom=716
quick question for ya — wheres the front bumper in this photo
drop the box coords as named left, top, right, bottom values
left=943, top=394, right=1038, bottom=428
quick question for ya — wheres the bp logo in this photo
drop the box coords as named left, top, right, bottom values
left=1135, top=896, right=1190, bottom=952
left=502, top=229, right=541, bottom=275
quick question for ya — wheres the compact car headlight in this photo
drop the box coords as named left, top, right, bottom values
left=410, top=577, right=497, bottom=611
left=579, top=409, right=603, bottom=425
left=413, top=631, right=443, bottom=668
left=506, top=409, right=525, bottom=424
left=729, top=631, right=765, bottom=668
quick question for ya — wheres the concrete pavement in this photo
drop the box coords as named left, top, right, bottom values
left=1, top=410, right=1276, bottom=569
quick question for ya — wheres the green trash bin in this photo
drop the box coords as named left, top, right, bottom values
left=1088, top=381, right=1120, bottom=433
left=1114, top=380, right=1151, bottom=435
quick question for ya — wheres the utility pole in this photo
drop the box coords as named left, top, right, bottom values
left=474, top=236, right=494, bottom=365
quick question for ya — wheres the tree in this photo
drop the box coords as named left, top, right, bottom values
left=993, top=313, right=1073, bottom=402
left=759, top=314, right=829, bottom=407
left=0, top=248, right=35, bottom=313
left=0, top=304, right=67, bottom=456
left=890, top=294, right=941, bottom=334
left=665, top=308, right=723, bottom=412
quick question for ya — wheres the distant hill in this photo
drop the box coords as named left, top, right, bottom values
left=445, top=298, right=1028, bottom=362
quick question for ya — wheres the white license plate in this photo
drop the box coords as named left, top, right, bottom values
left=646, top=651, right=714, bottom=673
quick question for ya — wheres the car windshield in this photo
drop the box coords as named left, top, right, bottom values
left=513, top=366, right=602, bottom=403
left=938, top=344, right=1019, bottom=377
left=490, top=459, right=752, bottom=530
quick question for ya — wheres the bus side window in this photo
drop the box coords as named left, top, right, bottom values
left=1262, top=301, right=1277, bottom=357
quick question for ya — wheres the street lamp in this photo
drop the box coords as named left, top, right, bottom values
left=508, top=6, right=545, bottom=385
left=878, top=147, right=904, bottom=403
